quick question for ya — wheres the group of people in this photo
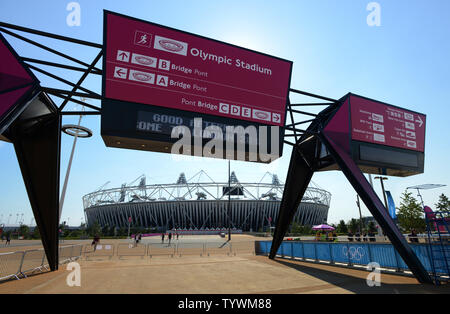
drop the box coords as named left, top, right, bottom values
left=161, top=232, right=179, bottom=244
left=1, top=234, right=11, bottom=245
left=315, top=231, right=338, bottom=242
left=347, top=231, right=376, bottom=242
left=90, top=233, right=145, bottom=251
left=408, top=229, right=419, bottom=243
left=134, top=233, right=142, bottom=247
left=314, top=230, right=379, bottom=242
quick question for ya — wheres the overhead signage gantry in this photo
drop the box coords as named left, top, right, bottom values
left=272, top=91, right=429, bottom=283
left=101, top=11, right=292, bottom=163
left=0, top=10, right=432, bottom=283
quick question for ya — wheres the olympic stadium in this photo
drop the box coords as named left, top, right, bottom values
left=83, top=171, right=331, bottom=232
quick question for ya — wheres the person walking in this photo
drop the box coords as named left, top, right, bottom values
left=332, top=232, right=338, bottom=242
left=92, top=234, right=100, bottom=252
left=161, top=232, right=165, bottom=244
left=347, top=231, right=353, bottom=242
left=5, top=233, right=11, bottom=246
left=168, top=232, right=172, bottom=245
left=133, top=233, right=139, bottom=247
left=409, top=229, right=419, bottom=243
left=368, top=231, right=376, bottom=242
left=355, top=231, right=361, bottom=242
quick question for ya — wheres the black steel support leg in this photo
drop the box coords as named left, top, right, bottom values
left=11, top=111, right=61, bottom=271
left=269, top=144, right=314, bottom=259
left=320, top=132, right=432, bottom=284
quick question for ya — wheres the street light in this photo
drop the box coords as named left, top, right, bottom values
left=406, top=184, right=447, bottom=207
left=374, top=176, right=389, bottom=211
left=228, top=160, right=231, bottom=241
left=356, top=195, right=363, bottom=233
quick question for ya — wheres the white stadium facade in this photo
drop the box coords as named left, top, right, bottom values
left=83, top=171, right=331, bottom=232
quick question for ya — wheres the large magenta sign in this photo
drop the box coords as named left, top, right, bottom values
left=103, top=11, right=292, bottom=126
left=350, top=95, right=426, bottom=152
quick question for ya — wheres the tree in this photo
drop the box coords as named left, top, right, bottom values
left=435, top=193, right=450, bottom=214
left=336, top=220, right=348, bottom=234
left=348, top=218, right=359, bottom=233
left=86, top=221, right=102, bottom=237
left=367, top=221, right=377, bottom=233
left=397, top=190, right=426, bottom=233
left=18, top=224, right=30, bottom=239
left=290, top=222, right=302, bottom=234
left=32, top=226, right=41, bottom=239
left=290, top=222, right=312, bottom=235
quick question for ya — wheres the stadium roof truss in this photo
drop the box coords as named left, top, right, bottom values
left=82, top=171, right=331, bottom=209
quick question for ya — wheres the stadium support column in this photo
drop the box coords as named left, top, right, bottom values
left=269, top=139, right=315, bottom=259
left=319, top=131, right=432, bottom=284
left=10, top=97, right=61, bottom=271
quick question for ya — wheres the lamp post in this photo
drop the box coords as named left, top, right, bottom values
left=374, top=176, right=389, bottom=211
left=356, top=195, right=363, bottom=233
left=60, top=101, right=93, bottom=221
left=228, top=160, right=231, bottom=241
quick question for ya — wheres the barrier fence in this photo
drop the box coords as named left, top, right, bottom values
left=0, top=244, right=83, bottom=282
left=83, top=241, right=254, bottom=259
left=84, top=243, right=115, bottom=260
left=0, top=241, right=255, bottom=282
left=255, top=240, right=449, bottom=279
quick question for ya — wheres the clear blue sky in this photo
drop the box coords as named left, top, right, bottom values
left=1, top=0, right=449, bottom=226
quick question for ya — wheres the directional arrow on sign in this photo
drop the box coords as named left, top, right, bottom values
left=273, top=114, right=280, bottom=123
left=114, top=67, right=128, bottom=79
left=116, top=50, right=130, bottom=62
left=415, top=116, right=423, bottom=128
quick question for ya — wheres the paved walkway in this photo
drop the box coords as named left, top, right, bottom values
left=1, top=254, right=449, bottom=294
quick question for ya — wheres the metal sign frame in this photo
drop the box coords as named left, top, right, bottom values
left=0, top=19, right=432, bottom=283
left=269, top=90, right=432, bottom=284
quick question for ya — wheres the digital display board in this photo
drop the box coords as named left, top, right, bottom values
left=103, top=11, right=292, bottom=126
left=350, top=95, right=426, bottom=152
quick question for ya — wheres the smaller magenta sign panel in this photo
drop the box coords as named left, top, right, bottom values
left=350, top=95, right=426, bottom=152
left=0, top=34, right=36, bottom=123
left=0, top=86, right=33, bottom=118
left=103, top=11, right=292, bottom=126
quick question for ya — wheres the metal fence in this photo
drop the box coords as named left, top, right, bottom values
left=0, top=241, right=255, bottom=282
left=0, top=244, right=83, bottom=282
left=255, top=240, right=450, bottom=279
left=83, top=243, right=115, bottom=260
left=81, top=241, right=255, bottom=259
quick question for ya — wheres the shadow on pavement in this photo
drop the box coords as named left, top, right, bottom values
left=273, top=258, right=450, bottom=294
